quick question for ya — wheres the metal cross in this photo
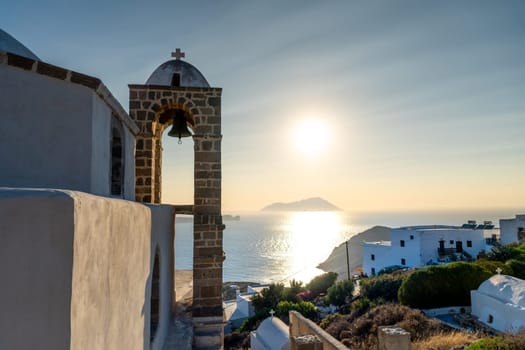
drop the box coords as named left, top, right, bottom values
left=496, top=267, right=502, bottom=275
left=171, top=48, right=185, bottom=60
left=269, top=309, right=275, bottom=318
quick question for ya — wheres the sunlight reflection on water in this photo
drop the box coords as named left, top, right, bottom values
left=175, top=211, right=355, bottom=284
left=175, top=208, right=520, bottom=284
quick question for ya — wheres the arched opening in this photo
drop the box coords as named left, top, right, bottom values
left=110, top=118, right=124, bottom=196
left=159, top=107, right=194, bottom=270
left=150, top=248, right=160, bottom=342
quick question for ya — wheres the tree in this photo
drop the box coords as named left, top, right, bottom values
left=360, top=273, right=406, bottom=302
left=251, top=283, right=284, bottom=314
left=398, top=262, right=491, bottom=309
left=306, top=272, right=338, bottom=297
left=326, top=279, right=355, bottom=306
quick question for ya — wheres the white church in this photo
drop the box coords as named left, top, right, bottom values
left=0, top=29, right=225, bottom=349
left=471, top=274, right=525, bottom=334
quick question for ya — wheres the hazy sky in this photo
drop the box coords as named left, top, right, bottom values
left=3, top=1, right=525, bottom=212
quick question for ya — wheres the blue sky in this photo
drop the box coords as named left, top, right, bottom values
left=2, top=1, right=525, bottom=211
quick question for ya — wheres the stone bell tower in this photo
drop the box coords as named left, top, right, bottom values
left=129, top=49, right=224, bottom=348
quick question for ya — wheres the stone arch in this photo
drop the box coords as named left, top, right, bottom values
left=152, top=104, right=195, bottom=203
left=150, top=246, right=161, bottom=343
left=130, top=86, right=222, bottom=204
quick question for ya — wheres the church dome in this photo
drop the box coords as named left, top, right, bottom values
left=477, top=274, right=525, bottom=307
left=254, top=317, right=290, bottom=350
left=0, top=29, right=40, bottom=61
left=146, top=58, right=209, bottom=88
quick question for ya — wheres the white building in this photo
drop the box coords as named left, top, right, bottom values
left=362, top=223, right=498, bottom=276
left=224, top=285, right=268, bottom=333
left=250, top=316, right=290, bottom=350
left=471, top=274, right=525, bottom=333
left=0, top=28, right=225, bottom=349
left=500, top=214, right=525, bottom=245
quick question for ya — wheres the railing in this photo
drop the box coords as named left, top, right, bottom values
left=437, top=248, right=457, bottom=256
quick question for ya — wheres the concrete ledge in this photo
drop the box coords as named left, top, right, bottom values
left=289, top=311, right=346, bottom=350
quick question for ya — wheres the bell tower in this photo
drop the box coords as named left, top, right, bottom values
left=129, top=50, right=224, bottom=348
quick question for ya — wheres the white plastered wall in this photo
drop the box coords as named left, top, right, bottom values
left=0, top=188, right=176, bottom=350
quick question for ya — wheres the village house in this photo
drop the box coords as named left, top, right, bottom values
left=224, top=285, right=268, bottom=333
left=500, top=214, right=525, bottom=245
left=0, top=29, right=224, bottom=349
left=362, top=222, right=498, bottom=276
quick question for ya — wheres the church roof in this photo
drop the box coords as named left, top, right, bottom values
left=477, top=274, right=525, bottom=307
left=254, top=316, right=290, bottom=350
left=0, top=29, right=40, bottom=61
left=146, top=59, right=210, bottom=87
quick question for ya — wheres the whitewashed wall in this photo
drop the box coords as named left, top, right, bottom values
left=0, top=64, right=135, bottom=200
left=0, top=189, right=175, bottom=350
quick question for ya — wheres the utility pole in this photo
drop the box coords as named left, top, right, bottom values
left=345, top=240, right=350, bottom=280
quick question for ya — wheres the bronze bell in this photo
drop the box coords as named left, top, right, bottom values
left=167, top=110, right=192, bottom=144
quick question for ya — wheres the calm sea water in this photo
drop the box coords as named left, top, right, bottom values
left=175, top=209, right=521, bottom=284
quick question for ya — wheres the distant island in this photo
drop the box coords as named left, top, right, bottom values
left=261, top=197, right=341, bottom=212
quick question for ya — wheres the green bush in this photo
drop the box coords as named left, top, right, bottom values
left=306, top=272, right=338, bottom=297
left=475, top=259, right=513, bottom=275
left=251, top=283, right=285, bottom=314
left=506, top=259, right=525, bottom=279
left=378, top=265, right=405, bottom=275
left=398, top=262, right=492, bottom=309
left=465, top=334, right=525, bottom=350
left=276, top=300, right=317, bottom=320
left=360, top=273, right=405, bottom=302
left=326, top=279, right=355, bottom=306
left=485, top=243, right=521, bottom=262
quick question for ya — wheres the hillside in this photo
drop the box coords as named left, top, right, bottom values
left=261, top=197, right=341, bottom=212
left=317, top=225, right=391, bottom=279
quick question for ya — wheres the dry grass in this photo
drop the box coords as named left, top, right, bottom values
left=412, top=331, right=480, bottom=350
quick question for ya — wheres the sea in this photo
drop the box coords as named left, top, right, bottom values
left=174, top=208, right=522, bottom=285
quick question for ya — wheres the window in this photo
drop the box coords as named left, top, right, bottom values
left=449, top=240, right=454, bottom=245
left=371, top=268, right=376, bottom=275
left=400, top=240, right=405, bottom=247
left=171, top=73, right=181, bottom=86
left=371, top=254, right=375, bottom=261
left=401, top=258, right=406, bottom=265
left=487, top=314, right=494, bottom=324
left=410, top=235, right=414, bottom=240
left=466, top=240, right=472, bottom=247
left=111, top=122, right=124, bottom=196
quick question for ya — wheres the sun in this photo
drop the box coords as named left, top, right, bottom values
left=293, top=119, right=330, bottom=156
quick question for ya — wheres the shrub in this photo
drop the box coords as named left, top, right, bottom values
left=351, top=297, right=373, bottom=313
left=306, top=272, right=338, bottom=297
left=276, top=300, right=317, bottom=320
left=475, top=259, right=513, bottom=275
left=319, top=313, right=344, bottom=329
left=251, top=283, right=284, bottom=314
left=413, top=331, right=478, bottom=350
left=360, top=273, right=405, bottom=302
left=465, top=332, right=525, bottom=350
left=326, top=279, right=355, bottom=306
left=341, top=304, right=445, bottom=349
left=398, top=262, right=491, bottom=309
left=506, top=259, right=525, bottom=279
left=485, top=243, right=521, bottom=262
left=378, top=265, right=404, bottom=275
